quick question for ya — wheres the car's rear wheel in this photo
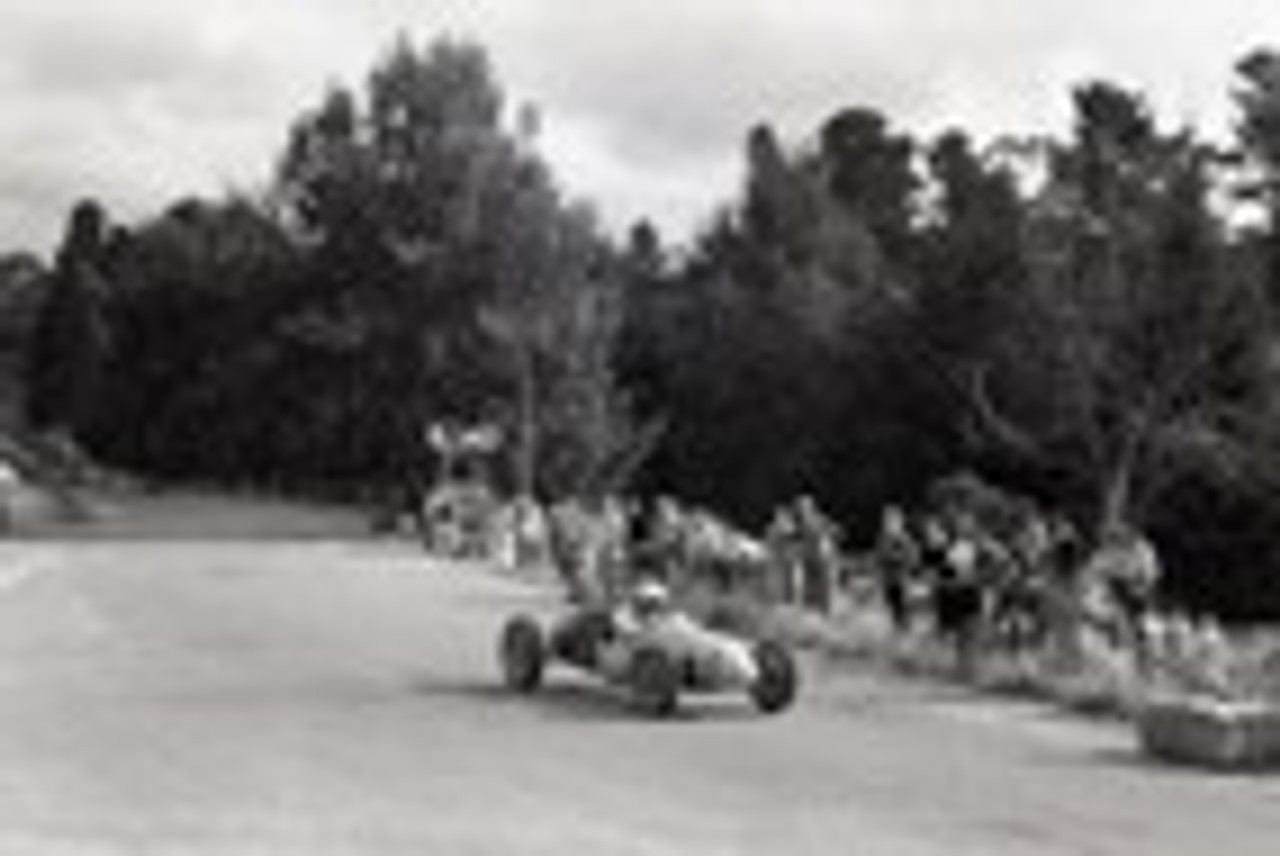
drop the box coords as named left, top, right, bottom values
left=500, top=616, right=546, bottom=692
left=630, top=647, right=679, bottom=717
left=750, top=639, right=798, bottom=713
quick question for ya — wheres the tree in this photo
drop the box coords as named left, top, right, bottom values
left=481, top=205, right=656, bottom=501
left=25, top=200, right=112, bottom=439
left=278, top=37, right=512, bottom=421
left=276, top=34, right=639, bottom=500
left=1234, top=48, right=1280, bottom=296
left=636, top=121, right=891, bottom=525
left=91, top=196, right=303, bottom=480
left=0, top=253, right=46, bottom=426
left=819, top=107, right=920, bottom=266
left=971, top=83, right=1271, bottom=534
left=823, top=129, right=1033, bottom=522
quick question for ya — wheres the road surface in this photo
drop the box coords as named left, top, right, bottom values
left=2, top=533, right=1279, bottom=855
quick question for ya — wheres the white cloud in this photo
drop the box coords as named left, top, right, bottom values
left=2, top=0, right=1280, bottom=253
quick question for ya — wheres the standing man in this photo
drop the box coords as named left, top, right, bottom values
left=1085, top=522, right=1162, bottom=675
left=0, top=459, right=21, bottom=535
left=875, top=505, right=919, bottom=633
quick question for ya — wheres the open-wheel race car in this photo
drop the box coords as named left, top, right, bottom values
left=498, top=581, right=799, bottom=716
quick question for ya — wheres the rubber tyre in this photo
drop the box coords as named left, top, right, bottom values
left=630, top=647, right=680, bottom=717
left=500, top=616, right=546, bottom=693
left=750, top=640, right=798, bottom=714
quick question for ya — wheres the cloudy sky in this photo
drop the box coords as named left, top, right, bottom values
left=1, top=0, right=1278, bottom=254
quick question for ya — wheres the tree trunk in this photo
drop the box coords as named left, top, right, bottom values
left=1100, top=425, right=1143, bottom=537
left=1097, top=425, right=1159, bottom=677
left=514, top=342, right=539, bottom=501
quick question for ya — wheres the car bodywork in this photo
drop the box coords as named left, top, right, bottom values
left=499, top=604, right=799, bottom=716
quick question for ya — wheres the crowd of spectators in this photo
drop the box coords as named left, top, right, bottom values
left=417, top=470, right=1171, bottom=681
left=863, top=474, right=1167, bottom=678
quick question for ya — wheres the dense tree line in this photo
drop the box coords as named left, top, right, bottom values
left=23, top=37, right=645, bottom=505
left=0, top=252, right=45, bottom=424
left=16, top=36, right=1280, bottom=618
left=622, top=53, right=1280, bottom=618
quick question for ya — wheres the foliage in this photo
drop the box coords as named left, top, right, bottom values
left=26, top=35, right=647, bottom=504
left=973, top=84, right=1273, bottom=532
left=24, top=200, right=111, bottom=437
left=9, top=34, right=1280, bottom=619
left=0, top=252, right=46, bottom=425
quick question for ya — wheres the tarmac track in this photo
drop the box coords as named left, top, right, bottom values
left=1, top=534, right=1278, bottom=855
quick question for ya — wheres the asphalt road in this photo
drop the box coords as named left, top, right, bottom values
left=2, top=536, right=1279, bottom=855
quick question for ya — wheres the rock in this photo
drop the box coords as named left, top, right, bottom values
left=1137, top=697, right=1280, bottom=771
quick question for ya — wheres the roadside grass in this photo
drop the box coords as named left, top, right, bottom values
left=6, top=484, right=373, bottom=541
left=822, top=604, right=1280, bottom=723
left=466, top=553, right=1280, bottom=735
left=678, top=583, right=1280, bottom=725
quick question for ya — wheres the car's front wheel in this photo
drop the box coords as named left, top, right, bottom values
left=750, top=639, right=798, bottom=714
left=500, top=616, right=546, bottom=693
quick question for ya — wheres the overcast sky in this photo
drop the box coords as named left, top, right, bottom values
left=2, top=0, right=1279, bottom=254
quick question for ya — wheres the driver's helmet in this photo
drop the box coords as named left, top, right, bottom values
left=629, top=579, right=671, bottom=619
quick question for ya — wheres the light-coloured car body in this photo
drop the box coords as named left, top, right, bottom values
left=499, top=603, right=798, bottom=715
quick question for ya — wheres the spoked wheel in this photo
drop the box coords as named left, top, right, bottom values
left=629, top=647, right=680, bottom=717
left=500, top=616, right=546, bottom=692
left=750, top=639, right=798, bottom=714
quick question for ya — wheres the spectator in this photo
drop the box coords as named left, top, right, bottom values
left=766, top=504, right=803, bottom=605
left=0, top=459, right=20, bottom=535
left=932, top=514, right=985, bottom=675
left=649, top=496, right=688, bottom=584
left=874, top=505, right=918, bottom=633
left=506, top=494, right=551, bottom=571
left=597, top=496, right=631, bottom=601
left=1038, top=513, right=1087, bottom=672
left=793, top=496, right=841, bottom=614
left=1085, top=521, right=1162, bottom=673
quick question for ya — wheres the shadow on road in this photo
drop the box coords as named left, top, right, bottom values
left=1085, top=744, right=1280, bottom=781
left=411, top=675, right=764, bottom=725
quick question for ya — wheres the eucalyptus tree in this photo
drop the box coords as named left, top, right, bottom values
left=277, top=35, right=641, bottom=499
left=973, top=83, right=1271, bottom=534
